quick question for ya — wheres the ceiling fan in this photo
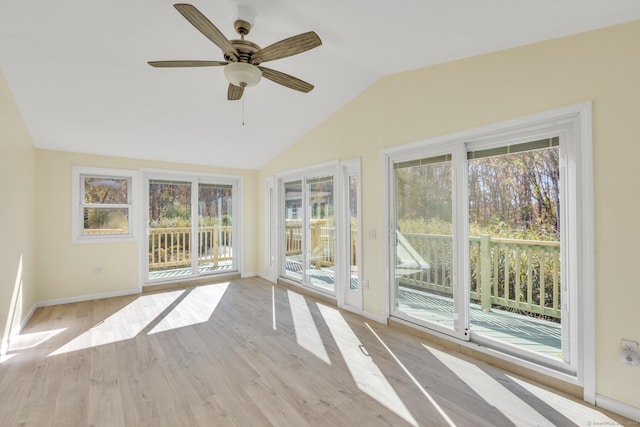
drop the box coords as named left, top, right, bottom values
left=148, top=3, right=322, bottom=101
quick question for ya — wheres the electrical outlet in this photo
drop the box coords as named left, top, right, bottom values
left=622, top=339, right=638, bottom=353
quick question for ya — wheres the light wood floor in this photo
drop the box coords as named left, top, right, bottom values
left=0, top=277, right=630, bottom=426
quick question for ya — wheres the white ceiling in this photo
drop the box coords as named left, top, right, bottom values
left=2, top=1, right=640, bottom=170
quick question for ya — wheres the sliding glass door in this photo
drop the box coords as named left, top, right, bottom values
left=305, top=175, right=335, bottom=293
left=467, top=137, right=565, bottom=362
left=144, top=173, right=240, bottom=284
left=197, top=183, right=233, bottom=275
left=148, top=179, right=192, bottom=280
left=283, top=180, right=303, bottom=282
left=390, top=151, right=468, bottom=339
left=272, top=160, right=362, bottom=310
left=387, top=119, right=581, bottom=372
left=281, top=168, right=336, bottom=295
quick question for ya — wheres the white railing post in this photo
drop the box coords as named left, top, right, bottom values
left=480, top=235, right=492, bottom=313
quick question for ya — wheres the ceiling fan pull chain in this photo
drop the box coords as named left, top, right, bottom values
left=242, top=94, right=245, bottom=126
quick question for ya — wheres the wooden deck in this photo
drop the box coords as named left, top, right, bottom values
left=148, top=262, right=233, bottom=280
left=283, top=259, right=561, bottom=358
left=397, top=287, right=561, bottom=358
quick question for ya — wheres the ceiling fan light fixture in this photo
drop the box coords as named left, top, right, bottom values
left=224, top=62, right=262, bottom=87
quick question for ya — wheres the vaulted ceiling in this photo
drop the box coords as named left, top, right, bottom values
left=2, top=1, right=640, bottom=169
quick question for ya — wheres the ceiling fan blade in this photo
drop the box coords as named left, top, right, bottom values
left=258, top=67, right=314, bottom=93
left=148, top=60, right=228, bottom=67
left=252, top=31, right=321, bottom=64
left=227, top=84, right=244, bottom=101
left=174, top=4, right=238, bottom=61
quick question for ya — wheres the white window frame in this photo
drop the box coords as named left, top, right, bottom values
left=71, top=166, right=138, bottom=243
left=382, top=102, right=594, bottom=401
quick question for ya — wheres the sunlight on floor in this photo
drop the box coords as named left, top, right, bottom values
left=148, top=282, right=229, bottom=335
left=506, top=375, right=621, bottom=426
left=48, top=290, right=184, bottom=356
left=287, top=290, right=330, bottom=364
left=2, top=254, right=23, bottom=356
left=317, top=303, right=418, bottom=426
left=272, top=286, right=276, bottom=330
left=0, top=353, right=16, bottom=363
left=9, top=328, right=66, bottom=351
left=365, top=324, right=455, bottom=427
left=425, top=344, right=553, bottom=426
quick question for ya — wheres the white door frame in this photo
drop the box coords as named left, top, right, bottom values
left=263, top=176, right=277, bottom=282
left=382, top=102, right=594, bottom=401
left=139, top=168, right=243, bottom=287
left=338, top=158, right=363, bottom=313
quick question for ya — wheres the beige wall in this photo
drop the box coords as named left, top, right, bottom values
left=35, top=149, right=258, bottom=302
left=258, top=21, right=640, bottom=408
left=0, top=69, right=37, bottom=354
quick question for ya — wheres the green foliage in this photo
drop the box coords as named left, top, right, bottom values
left=398, top=218, right=452, bottom=235
left=399, top=218, right=558, bottom=241
left=469, top=218, right=559, bottom=241
left=396, top=146, right=560, bottom=242
left=149, top=216, right=191, bottom=228
left=161, top=200, right=190, bottom=220
left=150, top=215, right=231, bottom=228
left=84, top=177, right=128, bottom=204
left=84, top=208, right=128, bottom=231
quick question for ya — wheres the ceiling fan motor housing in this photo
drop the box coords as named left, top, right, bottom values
left=223, top=39, right=262, bottom=87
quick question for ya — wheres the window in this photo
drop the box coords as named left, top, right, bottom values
left=72, top=167, right=137, bottom=242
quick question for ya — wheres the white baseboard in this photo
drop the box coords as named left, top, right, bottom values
left=36, top=288, right=141, bottom=308
left=258, top=273, right=276, bottom=283
left=339, top=304, right=363, bottom=317
left=361, top=310, right=388, bottom=325
left=19, top=303, right=38, bottom=332
left=1, top=302, right=38, bottom=356
left=596, top=394, right=640, bottom=422
left=240, top=272, right=258, bottom=278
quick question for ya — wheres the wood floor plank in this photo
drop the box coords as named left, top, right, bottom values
left=0, top=277, right=632, bottom=426
left=88, top=345, right=126, bottom=427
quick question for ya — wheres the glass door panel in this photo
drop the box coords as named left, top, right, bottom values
left=348, top=175, right=359, bottom=291
left=393, top=155, right=456, bottom=330
left=467, top=139, right=563, bottom=361
left=305, top=176, right=335, bottom=293
left=198, top=183, right=233, bottom=274
left=148, top=179, right=192, bottom=280
left=284, top=180, right=303, bottom=281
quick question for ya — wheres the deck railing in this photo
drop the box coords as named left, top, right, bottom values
left=283, top=223, right=561, bottom=320
left=284, top=219, right=357, bottom=268
left=402, top=233, right=561, bottom=320
left=148, top=223, right=560, bottom=320
left=148, top=226, right=232, bottom=271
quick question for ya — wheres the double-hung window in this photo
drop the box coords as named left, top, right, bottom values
left=72, top=166, right=137, bottom=242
